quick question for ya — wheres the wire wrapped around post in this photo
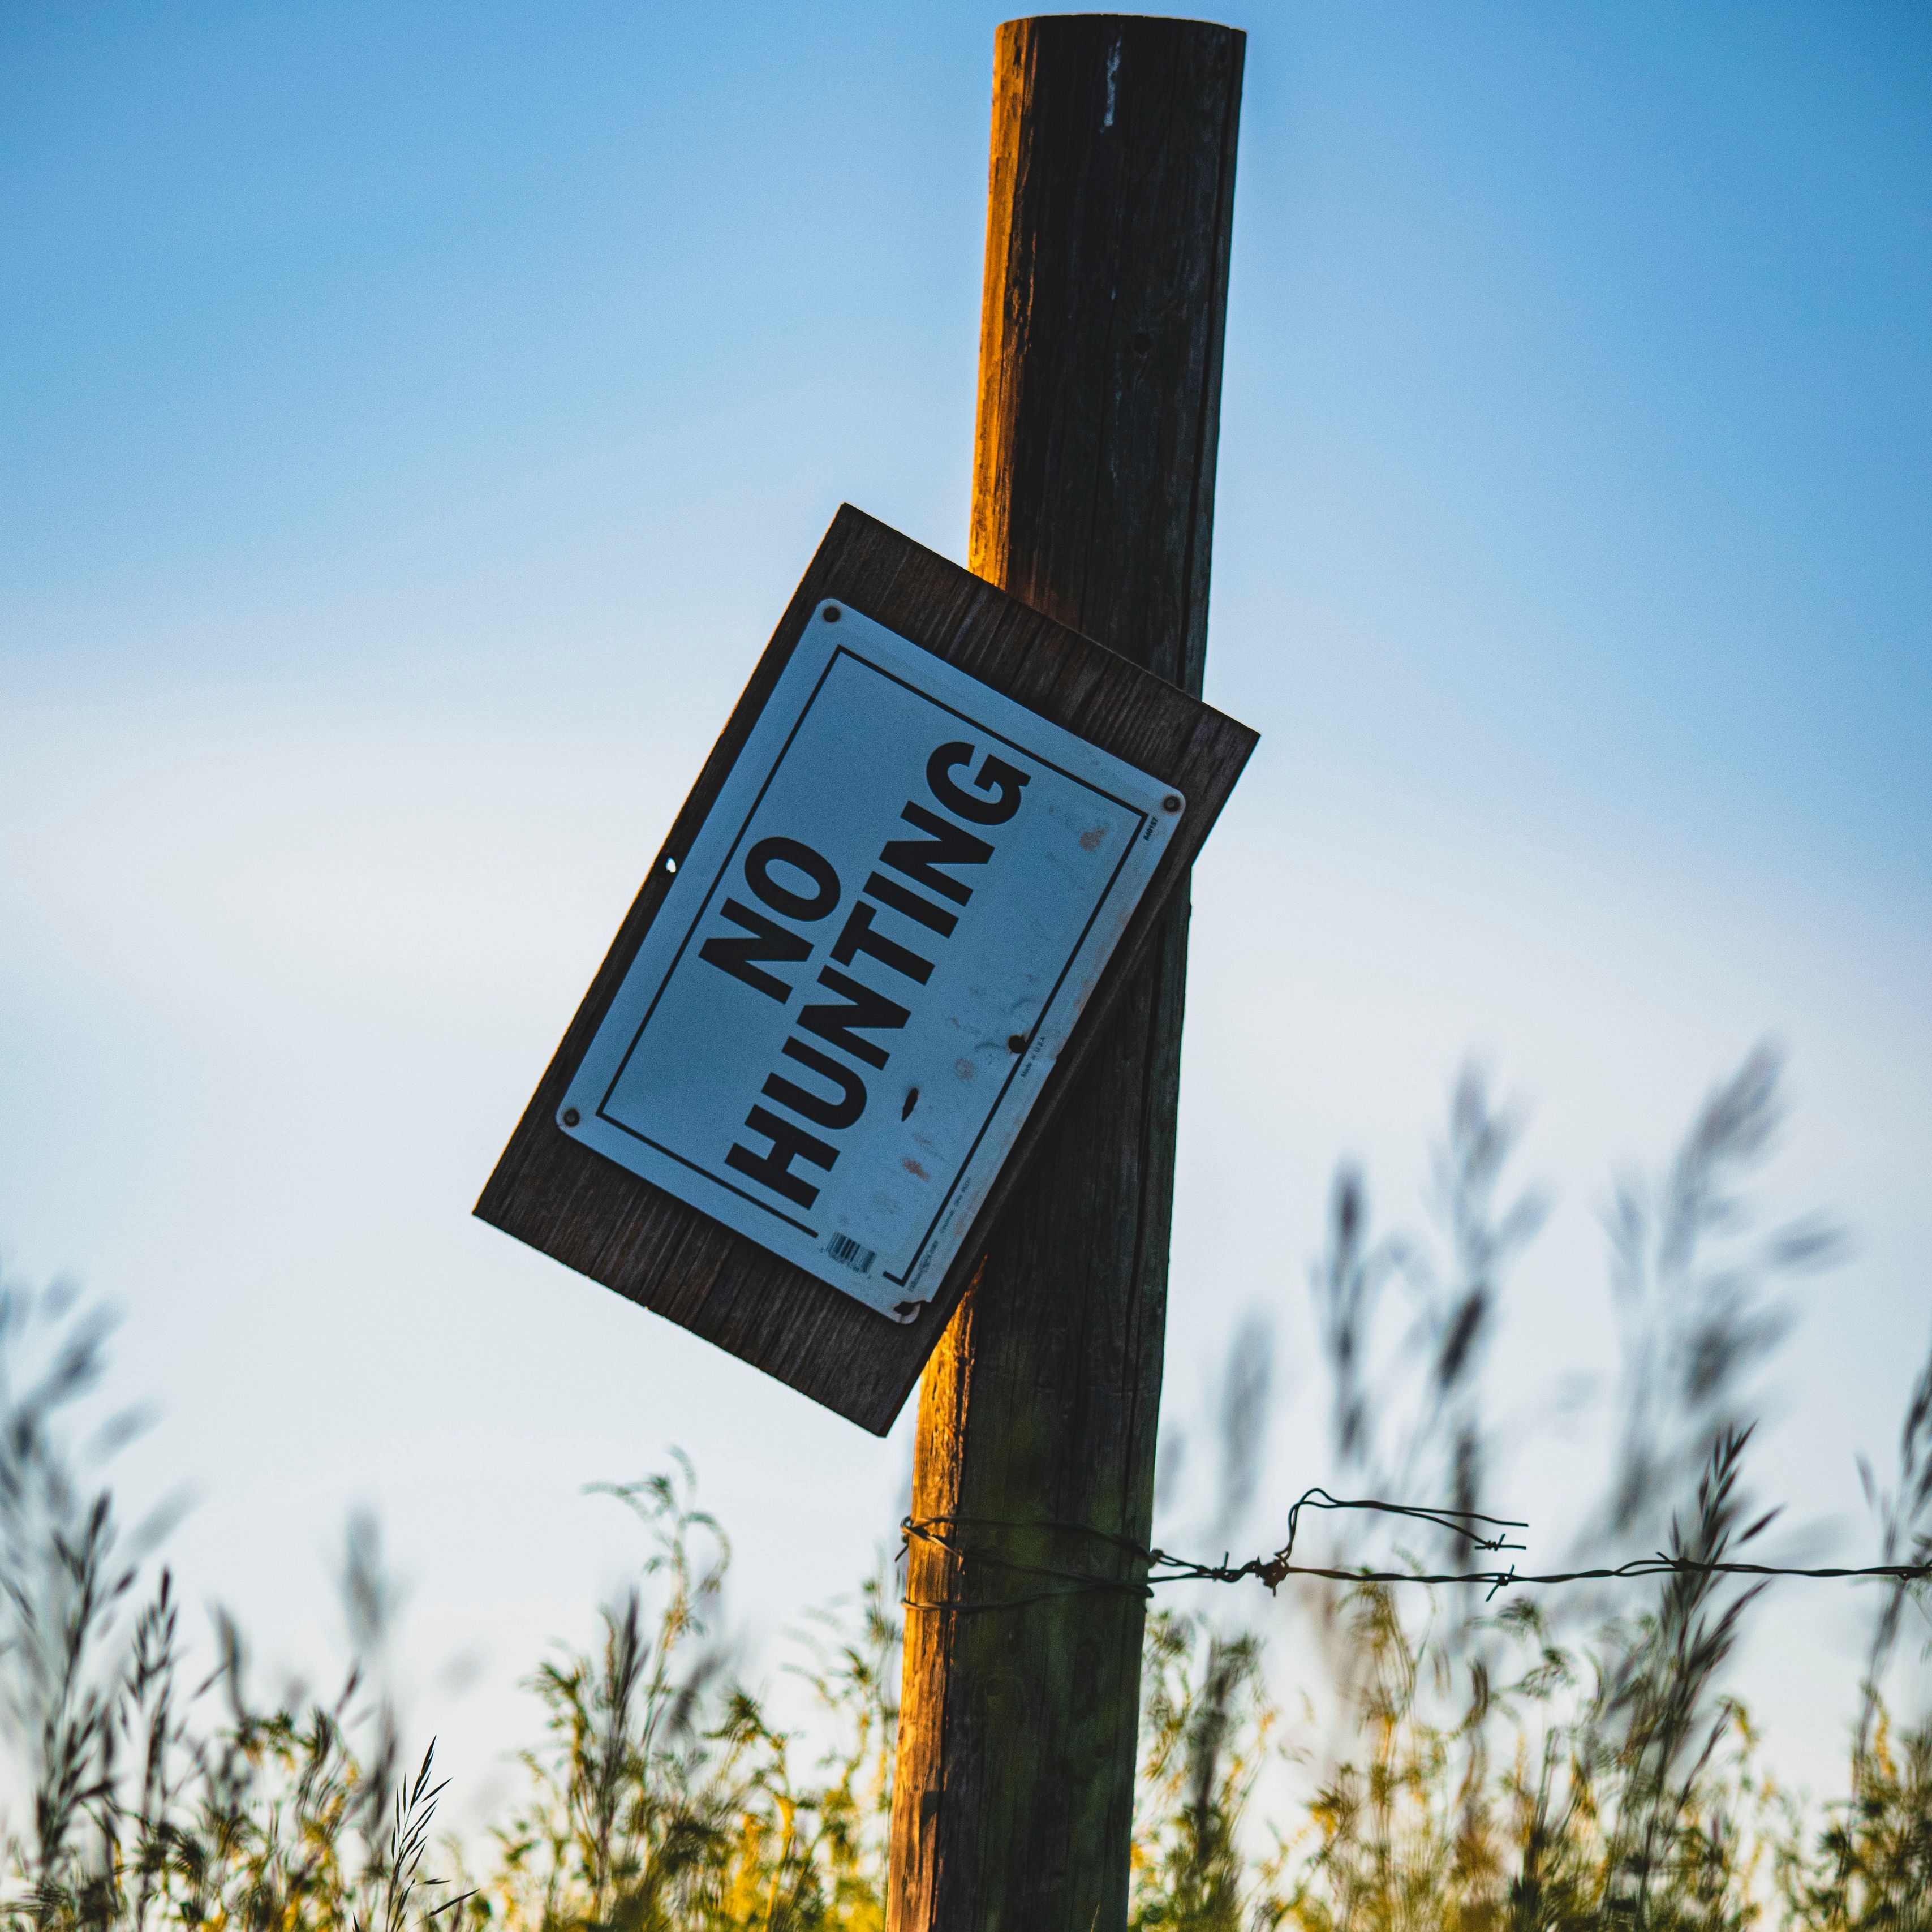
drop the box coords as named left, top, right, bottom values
left=896, top=1490, right=1932, bottom=1612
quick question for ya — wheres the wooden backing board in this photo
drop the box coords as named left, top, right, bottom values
left=474, top=505, right=1258, bottom=1435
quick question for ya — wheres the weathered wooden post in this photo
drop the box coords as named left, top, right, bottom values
left=889, top=16, right=1243, bottom=1929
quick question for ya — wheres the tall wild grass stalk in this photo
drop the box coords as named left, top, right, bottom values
left=0, top=1046, right=1924, bottom=1929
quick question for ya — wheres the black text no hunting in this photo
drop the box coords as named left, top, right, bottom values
left=697, top=741, right=1032, bottom=1217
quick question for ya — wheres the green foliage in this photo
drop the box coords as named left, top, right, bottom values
left=1, top=1047, right=1926, bottom=1929
left=1131, top=1612, right=1281, bottom=1931
left=466, top=1458, right=898, bottom=1932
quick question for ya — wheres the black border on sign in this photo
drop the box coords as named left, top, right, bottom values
left=475, top=504, right=1262, bottom=1436
left=577, top=617, right=1152, bottom=1293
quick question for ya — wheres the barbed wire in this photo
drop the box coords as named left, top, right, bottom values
left=899, top=1488, right=1932, bottom=1613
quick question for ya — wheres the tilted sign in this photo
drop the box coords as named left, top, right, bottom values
left=477, top=507, right=1256, bottom=1432
left=556, top=601, right=1184, bottom=1320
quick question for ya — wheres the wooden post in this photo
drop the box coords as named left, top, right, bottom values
left=888, top=16, right=1243, bottom=1930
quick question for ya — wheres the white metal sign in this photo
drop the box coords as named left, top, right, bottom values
left=558, top=600, right=1184, bottom=1321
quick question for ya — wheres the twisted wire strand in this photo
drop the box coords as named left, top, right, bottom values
left=898, top=1489, right=1932, bottom=1613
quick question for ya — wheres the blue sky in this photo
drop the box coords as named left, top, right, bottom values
left=3, top=1, right=1929, bottom=1819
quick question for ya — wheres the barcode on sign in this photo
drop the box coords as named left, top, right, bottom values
left=825, top=1233, right=877, bottom=1275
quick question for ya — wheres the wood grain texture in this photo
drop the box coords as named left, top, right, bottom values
left=890, top=17, right=1243, bottom=1930
left=474, top=502, right=1255, bottom=1437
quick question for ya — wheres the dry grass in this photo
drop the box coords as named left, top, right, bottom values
left=1, top=1048, right=1926, bottom=1930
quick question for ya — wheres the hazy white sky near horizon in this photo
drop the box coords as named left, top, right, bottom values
left=3, top=0, right=1929, bottom=1825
